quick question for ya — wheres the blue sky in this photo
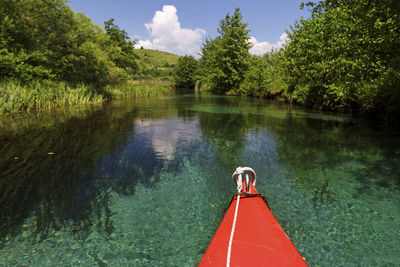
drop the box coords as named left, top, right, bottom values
left=68, top=0, right=309, bottom=56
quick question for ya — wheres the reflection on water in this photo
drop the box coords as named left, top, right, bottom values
left=135, top=117, right=200, bottom=161
left=0, top=93, right=399, bottom=266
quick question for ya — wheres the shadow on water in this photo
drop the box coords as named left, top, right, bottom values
left=275, top=111, right=400, bottom=194
left=0, top=98, right=180, bottom=242
left=186, top=93, right=400, bottom=196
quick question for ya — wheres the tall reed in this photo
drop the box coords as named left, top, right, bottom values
left=0, top=80, right=104, bottom=114
left=0, top=80, right=172, bottom=115
left=105, top=81, right=171, bottom=98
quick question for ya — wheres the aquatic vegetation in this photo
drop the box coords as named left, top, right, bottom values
left=0, top=80, right=104, bottom=114
left=105, top=81, right=172, bottom=98
left=0, top=80, right=172, bottom=114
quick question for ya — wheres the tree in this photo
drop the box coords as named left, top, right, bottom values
left=173, top=55, right=197, bottom=89
left=0, top=0, right=74, bottom=80
left=0, top=1, right=138, bottom=85
left=200, top=8, right=251, bottom=94
left=104, top=18, right=138, bottom=77
left=283, top=0, right=400, bottom=118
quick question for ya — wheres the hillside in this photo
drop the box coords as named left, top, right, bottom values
left=135, top=49, right=180, bottom=81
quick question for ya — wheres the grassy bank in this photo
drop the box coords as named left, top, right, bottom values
left=0, top=80, right=172, bottom=115
left=105, top=80, right=172, bottom=98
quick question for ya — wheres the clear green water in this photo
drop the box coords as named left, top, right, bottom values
left=1, top=92, right=399, bottom=266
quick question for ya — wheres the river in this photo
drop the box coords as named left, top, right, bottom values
left=1, top=92, right=399, bottom=266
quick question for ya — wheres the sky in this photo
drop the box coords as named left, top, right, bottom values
left=68, top=0, right=310, bottom=57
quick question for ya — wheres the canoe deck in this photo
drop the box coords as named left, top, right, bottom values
left=199, top=182, right=308, bottom=266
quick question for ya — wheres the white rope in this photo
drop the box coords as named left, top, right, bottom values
left=232, top=166, right=256, bottom=187
left=226, top=167, right=256, bottom=266
left=226, top=193, right=240, bottom=267
left=226, top=172, right=242, bottom=267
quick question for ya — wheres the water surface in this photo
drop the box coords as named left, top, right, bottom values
left=1, top=93, right=399, bottom=266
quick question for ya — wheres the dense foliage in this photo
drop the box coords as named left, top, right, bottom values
left=1, top=0, right=399, bottom=121
left=200, top=8, right=251, bottom=94
left=104, top=18, right=138, bottom=82
left=0, top=0, right=137, bottom=85
left=232, top=52, right=287, bottom=97
left=0, top=0, right=176, bottom=114
left=283, top=0, right=400, bottom=118
left=197, top=8, right=287, bottom=98
left=195, top=1, right=400, bottom=122
left=173, top=55, right=197, bottom=89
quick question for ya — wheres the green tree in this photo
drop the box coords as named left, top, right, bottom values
left=234, top=55, right=270, bottom=96
left=200, top=8, right=251, bottom=94
left=0, top=0, right=73, bottom=80
left=231, top=50, right=287, bottom=97
left=104, top=18, right=138, bottom=77
left=59, top=13, right=116, bottom=85
left=173, top=55, right=197, bottom=89
left=283, top=0, right=400, bottom=119
left=0, top=0, right=139, bottom=86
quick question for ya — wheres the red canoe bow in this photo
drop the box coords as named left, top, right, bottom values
left=199, top=167, right=308, bottom=266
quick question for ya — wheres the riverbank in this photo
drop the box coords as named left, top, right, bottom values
left=0, top=80, right=172, bottom=115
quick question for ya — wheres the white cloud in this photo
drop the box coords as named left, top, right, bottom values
left=249, top=33, right=288, bottom=55
left=135, top=5, right=206, bottom=56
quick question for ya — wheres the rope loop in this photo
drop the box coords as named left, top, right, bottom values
left=226, top=167, right=260, bottom=267
left=232, top=167, right=256, bottom=192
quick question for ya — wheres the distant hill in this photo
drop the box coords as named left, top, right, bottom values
left=135, top=49, right=180, bottom=67
left=135, top=49, right=180, bottom=81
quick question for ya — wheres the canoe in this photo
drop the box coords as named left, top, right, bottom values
left=199, top=167, right=308, bottom=266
